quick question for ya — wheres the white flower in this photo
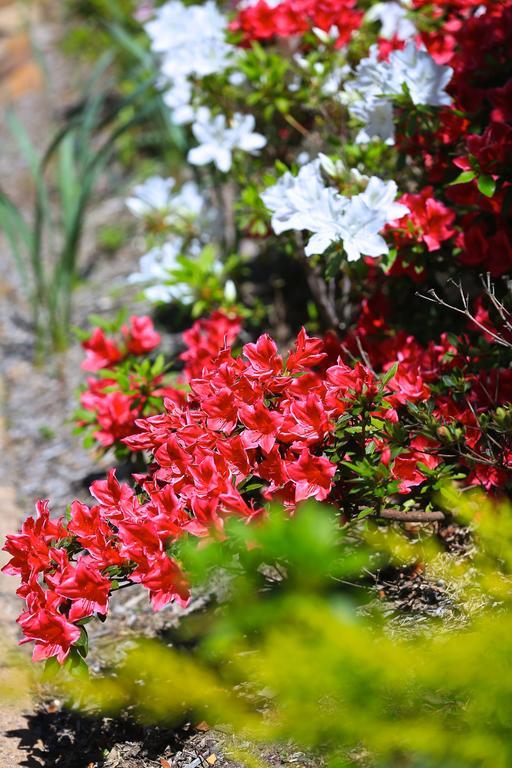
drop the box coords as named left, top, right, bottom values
left=387, top=43, right=454, bottom=106
left=146, top=1, right=235, bottom=125
left=335, top=198, right=390, bottom=262
left=358, top=177, right=410, bottom=221
left=345, top=42, right=453, bottom=145
left=126, top=176, right=176, bottom=218
left=128, top=239, right=206, bottom=305
left=126, top=176, right=204, bottom=227
left=261, top=160, right=327, bottom=235
left=162, top=77, right=195, bottom=125
left=145, top=1, right=233, bottom=80
left=351, top=99, right=395, bottom=145
left=365, top=2, right=416, bottom=41
left=224, top=279, right=237, bottom=303
left=187, top=108, right=267, bottom=172
left=261, top=156, right=409, bottom=262
left=128, top=241, right=184, bottom=284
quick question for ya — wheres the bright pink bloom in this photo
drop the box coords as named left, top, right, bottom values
left=130, top=553, right=189, bottom=611
left=2, top=500, right=66, bottom=579
left=243, top=334, right=283, bottom=378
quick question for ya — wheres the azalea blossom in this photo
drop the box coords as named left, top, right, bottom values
left=126, top=177, right=203, bottom=226
left=261, top=158, right=409, bottom=261
left=365, top=1, right=416, bottom=41
left=188, top=108, right=267, bottom=172
left=345, top=42, right=453, bottom=145
left=125, top=176, right=177, bottom=219
left=145, top=1, right=234, bottom=124
left=145, top=0, right=233, bottom=79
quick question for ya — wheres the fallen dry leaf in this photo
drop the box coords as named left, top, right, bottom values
left=195, top=721, right=210, bottom=732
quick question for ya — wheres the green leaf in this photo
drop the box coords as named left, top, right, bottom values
left=477, top=174, right=496, bottom=198
left=380, top=362, right=399, bottom=388
left=448, top=170, right=476, bottom=186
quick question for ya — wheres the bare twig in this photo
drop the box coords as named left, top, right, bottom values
left=417, top=276, right=512, bottom=349
left=378, top=509, right=446, bottom=523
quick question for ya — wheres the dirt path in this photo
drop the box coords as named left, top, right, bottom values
left=0, top=373, right=35, bottom=765
left=0, top=3, right=138, bottom=763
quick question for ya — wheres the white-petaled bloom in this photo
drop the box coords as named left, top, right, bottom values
left=145, top=1, right=233, bottom=79
left=365, top=1, right=416, bottom=41
left=261, top=157, right=409, bottom=262
left=345, top=42, right=453, bottom=145
left=128, top=239, right=204, bottom=305
left=387, top=43, right=454, bottom=106
left=127, top=241, right=184, bottom=285
left=260, top=160, right=327, bottom=235
left=187, top=108, right=267, bottom=173
left=125, top=176, right=176, bottom=218
left=333, top=198, right=390, bottom=262
left=358, top=177, right=410, bottom=221
left=145, top=1, right=235, bottom=125
left=162, top=77, right=195, bottom=125
left=350, top=99, right=396, bottom=145
left=126, top=176, right=203, bottom=226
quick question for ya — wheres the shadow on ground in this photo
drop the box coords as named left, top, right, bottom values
left=6, top=708, right=187, bottom=768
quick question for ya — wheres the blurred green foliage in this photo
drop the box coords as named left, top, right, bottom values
left=45, top=490, right=512, bottom=767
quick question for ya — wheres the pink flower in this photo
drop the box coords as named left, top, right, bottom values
left=391, top=187, right=456, bottom=252
left=243, top=335, right=283, bottom=378
left=130, top=553, right=190, bottom=611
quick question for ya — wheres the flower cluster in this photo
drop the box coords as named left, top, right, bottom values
left=76, top=316, right=185, bottom=454
left=231, top=0, right=363, bottom=49
left=7, top=304, right=512, bottom=662
left=261, top=156, right=409, bottom=259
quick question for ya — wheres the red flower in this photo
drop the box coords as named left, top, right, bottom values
left=243, top=334, right=283, bottom=378
left=81, top=328, right=123, bottom=372
left=392, top=442, right=440, bottom=494
left=391, top=187, right=456, bottom=252
left=130, top=553, right=189, bottom=611
left=239, top=400, right=284, bottom=453
left=2, top=500, right=66, bottom=579
left=18, top=604, right=81, bottom=663
left=123, top=315, right=161, bottom=355
left=51, top=556, right=111, bottom=622
left=286, top=448, right=336, bottom=502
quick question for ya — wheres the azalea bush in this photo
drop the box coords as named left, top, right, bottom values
left=4, top=0, right=512, bottom=669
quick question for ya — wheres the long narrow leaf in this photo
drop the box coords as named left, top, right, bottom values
left=57, top=133, right=80, bottom=237
left=0, top=194, right=31, bottom=289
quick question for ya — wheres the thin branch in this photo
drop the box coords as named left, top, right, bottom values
left=378, top=509, right=446, bottom=523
